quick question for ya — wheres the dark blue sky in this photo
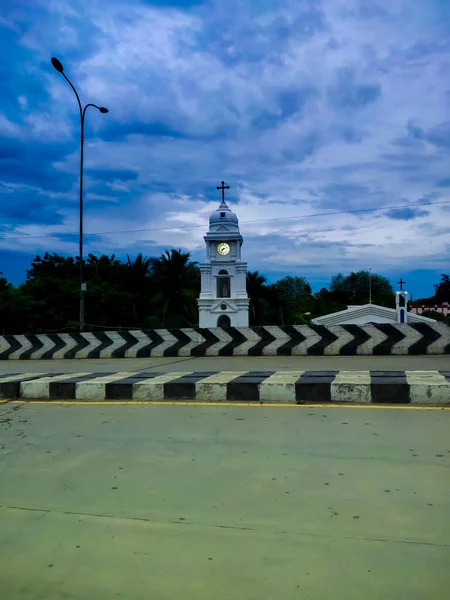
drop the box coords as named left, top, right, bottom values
left=0, top=0, right=449, bottom=298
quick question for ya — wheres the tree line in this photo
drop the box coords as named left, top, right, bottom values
left=0, top=250, right=448, bottom=334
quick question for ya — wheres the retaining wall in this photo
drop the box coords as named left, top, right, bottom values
left=0, top=323, right=449, bottom=359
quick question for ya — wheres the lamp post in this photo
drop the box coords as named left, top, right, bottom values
left=51, top=57, right=108, bottom=332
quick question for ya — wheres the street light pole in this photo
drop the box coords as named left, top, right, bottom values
left=51, top=57, right=108, bottom=332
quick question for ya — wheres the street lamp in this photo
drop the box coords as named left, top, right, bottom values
left=51, top=57, right=108, bottom=332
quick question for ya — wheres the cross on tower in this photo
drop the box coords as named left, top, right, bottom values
left=397, top=278, right=406, bottom=291
left=217, top=180, right=230, bottom=204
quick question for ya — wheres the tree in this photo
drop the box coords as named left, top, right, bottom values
left=274, top=275, right=313, bottom=324
left=329, top=270, right=394, bottom=308
left=434, top=274, right=450, bottom=303
left=150, top=249, right=200, bottom=327
left=246, top=271, right=269, bottom=325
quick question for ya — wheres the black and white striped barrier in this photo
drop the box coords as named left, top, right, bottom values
left=0, top=323, right=449, bottom=360
left=1, top=370, right=449, bottom=404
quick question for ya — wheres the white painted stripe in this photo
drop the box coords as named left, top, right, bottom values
left=147, top=330, right=179, bottom=357
left=391, top=325, right=422, bottom=355
left=74, top=333, right=103, bottom=359
left=75, top=372, right=136, bottom=400
left=205, top=327, right=233, bottom=356
left=177, top=329, right=206, bottom=357
left=0, top=337, right=12, bottom=357
left=260, top=326, right=291, bottom=356
left=52, top=334, right=78, bottom=359
left=98, top=332, right=126, bottom=359
left=331, top=371, right=371, bottom=404
left=21, top=373, right=89, bottom=399
left=232, top=328, right=263, bottom=356
left=259, top=371, right=303, bottom=403
left=195, top=371, right=247, bottom=402
left=323, top=326, right=354, bottom=355
left=124, top=331, right=152, bottom=358
left=406, top=371, right=450, bottom=404
left=427, top=323, right=450, bottom=355
left=291, top=326, right=321, bottom=355
left=133, top=372, right=192, bottom=400
left=30, top=335, right=55, bottom=360
left=0, top=373, right=43, bottom=383
left=8, top=335, right=33, bottom=360
left=356, top=324, right=389, bottom=355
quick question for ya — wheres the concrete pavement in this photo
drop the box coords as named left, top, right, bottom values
left=0, top=402, right=449, bottom=599
left=1, top=354, right=449, bottom=374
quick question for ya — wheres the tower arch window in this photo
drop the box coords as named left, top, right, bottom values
left=217, top=314, right=231, bottom=328
left=217, top=269, right=230, bottom=298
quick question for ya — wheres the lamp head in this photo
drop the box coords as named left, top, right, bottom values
left=99, top=107, right=109, bottom=114
left=51, top=57, right=64, bottom=73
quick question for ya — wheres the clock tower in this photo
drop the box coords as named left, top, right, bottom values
left=197, top=182, right=249, bottom=328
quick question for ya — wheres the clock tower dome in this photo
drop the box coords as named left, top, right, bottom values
left=197, top=182, right=249, bottom=328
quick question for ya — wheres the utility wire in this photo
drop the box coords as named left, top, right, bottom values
left=0, top=199, right=448, bottom=241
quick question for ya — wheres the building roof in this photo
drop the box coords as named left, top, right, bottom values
left=312, top=303, right=436, bottom=326
left=209, top=200, right=239, bottom=233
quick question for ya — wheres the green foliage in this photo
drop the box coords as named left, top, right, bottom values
left=420, top=310, right=450, bottom=325
left=329, top=270, right=395, bottom=308
left=0, top=257, right=446, bottom=334
left=434, top=274, right=450, bottom=303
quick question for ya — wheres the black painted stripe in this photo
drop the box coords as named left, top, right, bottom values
left=163, top=329, right=192, bottom=357
left=106, top=372, right=167, bottom=399
left=0, top=335, right=22, bottom=360
left=86, top=332, right=116, bottom=359
left=306, top=325, right=339, bottom=356
left=18, top=335, right=44, bottom=360
left=164, top=372, right=218, bottom=400
left=276, top=326, right=306, bottom=356
left=406, top=323, right=439, bottom=355
left=339, top=325, right=371, bottom=355
left=190, top=328, right=220, bottom=357
left=0, top=373, right=19, bottom=379
left=371, top=324, right=405, bottom=355
left=136, top=330, right=165, bottom=358
left=295, top=371, right=338, bottom=403
left=226, top=372, right=274, bottom=402
left=0, top=373, right=55, bottom=399
left=370, top=371, right=410, bottom=403
left=247, top=327, right=275, bottom=356
left=439, top=371, right=450, bottom=383
left=40, top=334, right=67, bottom=360
left=64, top=333, right=90, bottom=359
left=49, top=373, right=114, bottom=400
left=111, top=331, right=139, bottom=358
left=218, top=327, right=247, bottom=356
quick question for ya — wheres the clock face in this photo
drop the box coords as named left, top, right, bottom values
left=217, top=242, right=230, bottom=256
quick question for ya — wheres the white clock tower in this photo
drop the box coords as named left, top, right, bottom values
left=198, top=182, right=249, bottom=328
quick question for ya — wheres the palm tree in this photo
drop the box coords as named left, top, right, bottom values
left=150, top=249, right=200, bottom=327
left=126, top=253, right=154, bottom=324
left=246, top=271, right=269, bottom=325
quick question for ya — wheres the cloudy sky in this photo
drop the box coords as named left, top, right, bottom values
left=1, top=0, right=449, bottom=298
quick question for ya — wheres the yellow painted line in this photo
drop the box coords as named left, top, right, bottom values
left=6, top=400, right=450, bottom=410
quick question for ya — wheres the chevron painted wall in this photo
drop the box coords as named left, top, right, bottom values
left=0, top=323, right=449, bottom=359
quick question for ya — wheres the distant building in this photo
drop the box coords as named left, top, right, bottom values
left=312, top=279, right=436, bottom=326
left=311, top=303, right=436, bottom=326
left=410, top=302, right=449, bottom=316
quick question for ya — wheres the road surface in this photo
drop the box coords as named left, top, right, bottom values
left=0, top=354, right=449, bottom=374
left=0, top=401, right=449, bottom=599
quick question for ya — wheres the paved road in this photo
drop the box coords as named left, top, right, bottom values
left=0, top=402, right=449, bottom=599
left=0, top=354, right=449, bottom=374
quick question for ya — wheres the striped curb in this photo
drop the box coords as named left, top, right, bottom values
left=1, top=371, right=450, bottom=405
left=0, top=323, right=449, bottom=360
